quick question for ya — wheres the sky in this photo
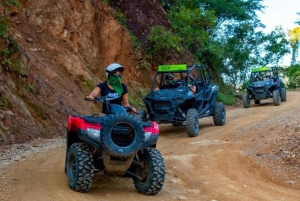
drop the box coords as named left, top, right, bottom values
left=257, top=0, right=300, bottom=66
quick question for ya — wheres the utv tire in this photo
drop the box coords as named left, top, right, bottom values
left=66, top=143, right=94, bottom=192
left=213, top=102, right=226, bottom=126
left=133, top=147, right=166, bottom=195
left=101, top=113, right=145, bottom=158
left=280, top=88, right=287, bottom=102
left=242, top=93, right=250, bottom=108
left=273, top=90, right=281, bottom=106
left=186, top=108, right=199, bottom=137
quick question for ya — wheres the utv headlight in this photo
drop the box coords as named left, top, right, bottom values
left=87, top=128, right=100, bottom=139
left=144, top=132, right=152, bottom=141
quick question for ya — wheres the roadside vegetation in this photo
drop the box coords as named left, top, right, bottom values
left=142, top=0, right=300, bottom=105
left=1, top=0, right=300, bottom=107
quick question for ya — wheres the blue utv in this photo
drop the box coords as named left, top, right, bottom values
left=242, top=66, right=287, bottom=108
left=142, top=64, right=226, bottom=137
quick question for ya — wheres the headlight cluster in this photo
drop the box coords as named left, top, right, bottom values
left=144, top=132, right=152, bottom=141
left=87, top=128, right=100, bottom=142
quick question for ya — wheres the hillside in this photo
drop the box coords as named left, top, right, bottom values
left=0, top=0, right=171, bottom=146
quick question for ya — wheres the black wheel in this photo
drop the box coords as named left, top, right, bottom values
left=242, top=93, right=250, bottom=108
left=273, top=90, right=281, bottom=106
left=213, top=102, right=226, bottom=126
left=66, top=143, right=94, bottom=192
left=133, top=148, right=166, bottom=195
left=100, top=113, right=145, bottom=158
left=254, top=99, right=261, bottom=104
left=280, top=88, right=287, bottom=102
left=186, top=108, right=199, bottom=137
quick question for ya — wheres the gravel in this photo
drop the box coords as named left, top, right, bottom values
left=0, top=137, right=65, bottom=169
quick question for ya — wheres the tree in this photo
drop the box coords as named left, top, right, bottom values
left=287, top=27, right=300, bottom=65
left=155, top=0, right=291, bottom=90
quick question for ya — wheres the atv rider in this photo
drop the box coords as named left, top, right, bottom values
left=86, top=63, right=136, bottom=114
left=158, top=73, right=182, bottom=90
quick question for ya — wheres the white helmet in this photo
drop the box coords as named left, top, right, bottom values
left=105, top=63, right=125, bottom=77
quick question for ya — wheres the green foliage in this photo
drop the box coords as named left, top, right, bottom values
left=0, top=1, right=22, bottom=77
left=168, top=5, right=215, bottom=61
left=2, top=0, right=21, bottom=7
left=25, top=84, right=40, bottom=96
left=217, top=91, right=236, bottom=106
left=1, top=57, right=21, bottom=74
left=284, top=64, right=300, bottom=89
left=146, top=26, right=182, bottom=64
left=83, top=78, right=95, bottom=91
left=102, top=0, right=110, bottom=5
left=128, top=82, right=148, bottom=109
left=2, top=48, right=10, bottom=56
left=0, top=94, right=11, bottom=109
left=74, top=75, right=96, bottom=94
left=115, top=10, right=126, bottom=27
left=0, top=17, right=10, bottom=38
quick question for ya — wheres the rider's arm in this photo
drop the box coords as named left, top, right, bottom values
left=122, top=93, right=136, bottom=113
left=86, top=86, right=101, bottom=100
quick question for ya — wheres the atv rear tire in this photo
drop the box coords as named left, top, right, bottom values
left=280, top=88, right=287, bottom=102
left=213, top=102, right=226, bottom=126
left=100, top=113, right=145, bottom=158
left=273, top=90, right=281, bottom=106
left=66, top=143, right=94, bottom=192
left=133, top=147, right=166, bottom=195
left=186, top=108, right=199, bottom=137
left=242, top=93, right=250, bottom=108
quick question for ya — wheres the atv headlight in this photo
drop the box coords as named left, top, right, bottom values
left=87, top=128, right=100, bottom=139
left=144, top=132, right=152, bottom=141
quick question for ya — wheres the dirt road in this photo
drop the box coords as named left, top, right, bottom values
left=0, top=91, right=300, bottom=201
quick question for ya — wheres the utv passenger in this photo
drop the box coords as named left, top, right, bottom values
left=158, top=73, right=182, bottom=90
left=86, top=63, right=136, bottom=115
left=185, top=75, right=197, bottom=94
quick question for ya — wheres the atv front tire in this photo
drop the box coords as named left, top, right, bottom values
left=273, top=90, right=281, bottom=106
left=133, top=147, right=166, bottom=195
left=213, top=102, right=226, bottom=126
left=242, top=93, right=250, bottom=108
left=101, top=113, right=145, bottom=158
left=186, top=108, right=199, bottom=137
left=66, top=143, right=94, bottom=192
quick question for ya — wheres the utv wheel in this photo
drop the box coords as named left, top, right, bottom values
left=273, top=90, right=281, bottom=106
left=186, top=108, right=199, bottom=137
left=280, top=88, right=287, bottom=102
left=66, top=143, right=94, bottom=192
left=254, top=99, right=261, bottom=104
left=213, top=102, right=226, bottom=126
left=133, top=147, right=166, bottom=195
left=242, top=93, right=250, bottom=108
left=101, top=113, right=145, bottom=158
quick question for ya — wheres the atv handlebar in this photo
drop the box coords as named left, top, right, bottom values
left=84, top=97, right=135, bottom=113
left=84, top=96, right=103, bottom=103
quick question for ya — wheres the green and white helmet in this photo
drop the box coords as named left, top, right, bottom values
left=105, top=63, right=125, bottom=77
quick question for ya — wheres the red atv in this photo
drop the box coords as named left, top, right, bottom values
left=64, top=96, right=166, bottom=195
